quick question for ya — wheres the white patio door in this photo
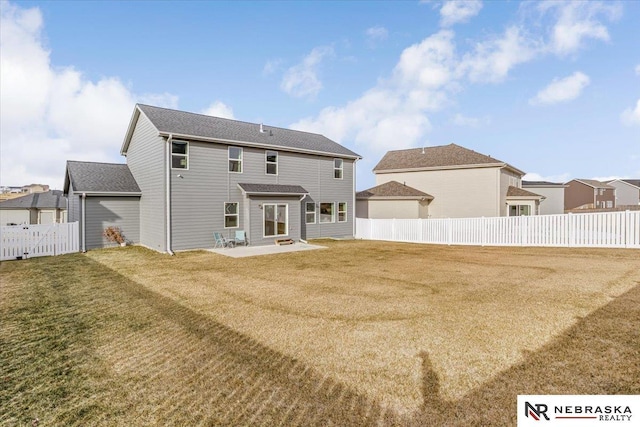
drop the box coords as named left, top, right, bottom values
left=264, top=203, right=288, bottom=237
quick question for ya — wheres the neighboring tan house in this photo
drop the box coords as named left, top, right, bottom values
left=0, top=184, right=50, bottom=201
left=64, top=104, right=361, bottom=251
left=564, top=179, right=616, bottom=210
left=0, top=190, right=67, bottom=225
left=368, top=143, right=543, bottom=218
left=356, top=181, right=433, bottom=219
left=522, top=181, right=566, bottom=215
left=605, top=179, right=640, bottom=207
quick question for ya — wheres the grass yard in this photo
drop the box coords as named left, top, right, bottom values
left=1, top=240, right=639, bottom=426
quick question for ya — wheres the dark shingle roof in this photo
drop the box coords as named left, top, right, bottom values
left=0, top=190, right=66, bottom=209
left=622, top=179, right=640, bottom=188
left=373, top=143, right=521, bottom=173
left=572, top=179, right=614, bottom=189
left=506, top=186, right=544, bottom=198
left=237, top=183, right=308, bottom=195
left=356, top=181, right=433, bottom=200
left=135, top=104, right=360, bottom=159
left=65, top=161, right=141, bottom=193
left=522, top=181, right=565, bottom=187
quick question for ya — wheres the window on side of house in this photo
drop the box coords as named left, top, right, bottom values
left=266, top=150, right=278, bottom=175
left=305, top=202, right=316, bottom=224
left=606, top=200, right=613, bottom=208
left=229, top=147, right=243, bottom=173
left=338, top=202, right=347, bottom=222
left=319, top=202, right=334, bottom=223
left=224, top=202, right=239, bottom=228
left=334, top=159, right=343, bottom=179
left=171, top=140, right=188, bottom=169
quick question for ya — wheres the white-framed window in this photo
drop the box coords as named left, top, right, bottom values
left=338, top=202, right=347, bottom=222
left=334, top=159, right=343, bottom=179
left=264, top=203, right=288, bottom=237
left=224, top=202, right=239, bottom=228
left=229, top=146, right=243, bottom=173
left=305, top=202, right=316, bottom=224
left=266, top=150, right=278, bottom=175
left=319, top=202, right=334, bottom=223
left=606, top=200, right=613, bottom=208
left=171, top=140, right=188, bottom=169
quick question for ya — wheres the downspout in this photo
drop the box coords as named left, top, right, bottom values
left=81, top=193, right=86, bottom=252
left=299, top=193, right=308, bottom=244
left=166, top=134, right=175, bottom=255
left=353, top=158, right=358, bottom=238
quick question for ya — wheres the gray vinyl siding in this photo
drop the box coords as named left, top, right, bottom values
left=169, top=142, right=355, bottom=250
left=125, top=113, right=166, bottom=252
left=84, top=197, right=140, bottom=250
left=67, top=184, right=80, bottom=223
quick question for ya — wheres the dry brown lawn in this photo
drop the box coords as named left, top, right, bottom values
left=1, top=240, right=639, bottom=425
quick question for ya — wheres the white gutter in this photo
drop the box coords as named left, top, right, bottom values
left=81, top=193, right=86, bottom=252
left=165, top=134, right=175, bottom=255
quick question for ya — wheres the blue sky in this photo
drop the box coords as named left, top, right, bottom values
left=1, top=0, right=638, bottom=190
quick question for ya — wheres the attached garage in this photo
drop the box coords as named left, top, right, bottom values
left=64, top=161, right=141, bottom=251
left=356, top=181, right=433, bottom=219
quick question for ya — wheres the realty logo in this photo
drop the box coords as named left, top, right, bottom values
left=525, top=402, right=550, bottom=421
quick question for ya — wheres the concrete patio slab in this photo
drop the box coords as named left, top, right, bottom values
left=208, top=242, right=327, bottom=258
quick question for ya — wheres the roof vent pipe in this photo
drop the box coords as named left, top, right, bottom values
left=260, top=123, right=265, bottom=133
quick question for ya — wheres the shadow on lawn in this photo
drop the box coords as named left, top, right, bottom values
left=411, top=281, right=640, bottom=426
left=27, top=254, right=637, bottom=426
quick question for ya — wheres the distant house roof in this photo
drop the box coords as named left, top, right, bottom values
left=506, top=186, right=544, bottom=199
left=522, top=181, right=566, bottom=187
left=372, top=143, right=524, bottom=175
left=0, top=190, right=66, bottom=209
left=356, top=181, right=433, bottom=200
left=621, top=179, right=640, bottom=189
left=122, top=104, right=361, bottom=159
left=237, top=183, right=308, bottom=196
left=64, top=161, right=141, bottom=194
left=570, top=179, right=614, bottom=189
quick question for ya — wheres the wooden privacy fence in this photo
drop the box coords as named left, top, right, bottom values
left=0, top=222, right=80, bottom=261
left=356, top=211, right=640, bottom=249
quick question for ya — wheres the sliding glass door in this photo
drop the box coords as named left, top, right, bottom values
left=264, top=204, right=288, bottom=237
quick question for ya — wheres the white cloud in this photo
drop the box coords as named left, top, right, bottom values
left=450, top=113, right=489, bottom=127
left=0, top=1, right=178, bottom=188
left=538, top=0, right=622, bottom=56
left=523, top=172, right=571, bottom=183
left=529, top=71, right=590, bottom=106
left=440, top=0, right=483, bottom=27
left=201, top=101, right=235, bottom=119
left=280, top=46, right=334, bottom=99
left=263, top=59, right=282, bottom=76
left=621, top=99, right=640, bottom=126
left=458, top=26, right=538, bottom=83
left=591, top=175, right=626, bottom=182
left=365, top=26, right=388, bottom=44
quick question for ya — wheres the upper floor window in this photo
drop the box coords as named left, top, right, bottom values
left=334, top=159, right=343, bottom=179
left=266, top=150, right=278, bottom=175
left=229, top=147, right=243, bottom=173
left=171, top=140, right=188, bottom=169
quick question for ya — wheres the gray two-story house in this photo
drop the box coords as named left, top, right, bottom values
left=64, top=104, right=361, bottom=252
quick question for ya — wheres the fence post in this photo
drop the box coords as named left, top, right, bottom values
left=447, top=218, right=452, bottom=245
left=567, top=212, right=573, bottom=247
left=625, top=210, right=630, bottom=249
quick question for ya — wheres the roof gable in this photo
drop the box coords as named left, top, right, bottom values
left=0, top=190, right=66, bottom=209
left=122, top=104, right=360, bottom=159
left=506, top=186, right=544, bottom=199
left=64, top=161, right=141, bottom=194
left=570, top=179, right=614, bottom=189
left=356, top=181, right=433, bottom=200
left=373, top=143, right=523, bottom=175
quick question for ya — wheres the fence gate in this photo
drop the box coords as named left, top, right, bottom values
left=0, top=222, right=80, bottom=261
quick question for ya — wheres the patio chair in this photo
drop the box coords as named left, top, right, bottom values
left=234, top=230, right=247, bottom=246
left=213, top=232, right=234, bottom=249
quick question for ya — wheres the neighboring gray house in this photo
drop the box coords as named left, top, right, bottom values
left=64, top=161, right=141, bottom=250
left=605, top=179, right=640, bottom=207
left=65, top=104, right=361, bottom=252
left=0, top=190, right=67, bottom=225
left=522, top=181, right=566, bottom=215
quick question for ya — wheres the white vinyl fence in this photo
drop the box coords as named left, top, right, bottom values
left=0, top=222, right=80, bottom=261
left=356, top=211, right=640, bottom=249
